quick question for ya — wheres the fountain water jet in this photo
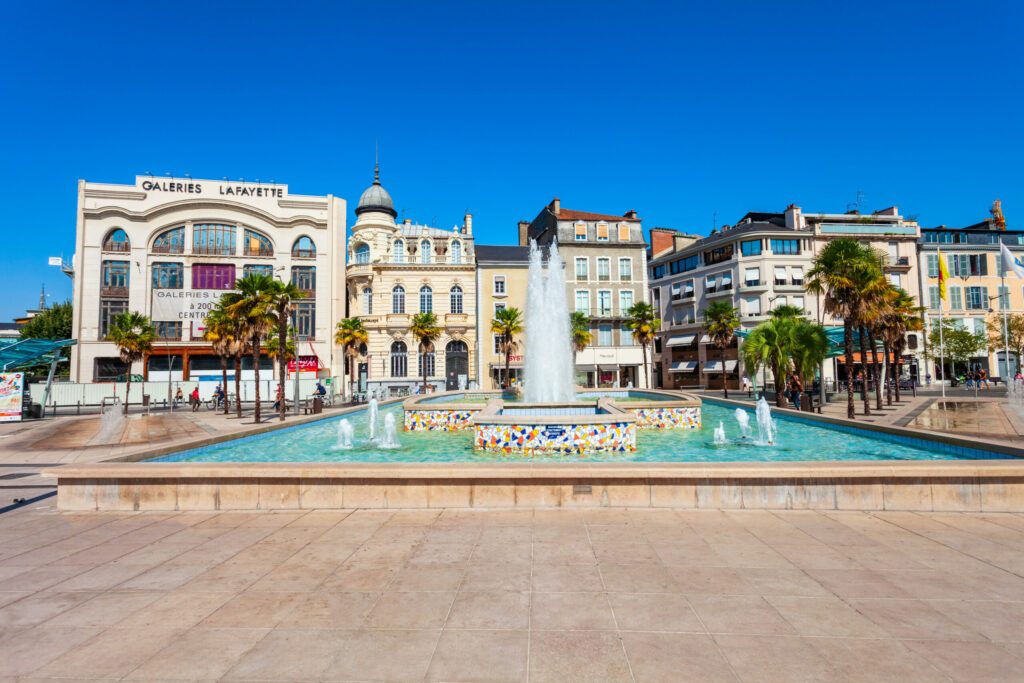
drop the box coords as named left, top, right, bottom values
left=333, top=419, right=354, bottom=450
left=523, top=240, right=575, bottom=403
left=754, top=397, right=777, bottom=445
left=713, top=421, right=727, bottom=445
left=378, top=413, right=401, bottom=449
left=367, top=398, right=379, bottom=442
left=734, top=409, right=752, bottom=438
left=95, top=401, right=127, bottom=445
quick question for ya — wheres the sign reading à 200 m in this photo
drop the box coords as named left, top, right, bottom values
left=152, top=290, right=228, bottom=324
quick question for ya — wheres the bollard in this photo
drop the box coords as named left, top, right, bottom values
left=76, top=401, right=81, bottom=415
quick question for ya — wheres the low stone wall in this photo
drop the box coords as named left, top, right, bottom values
left=43, top=462, right=1024, bottom=512
left=404, top=409, right=479, bottom=431
left=632, top=406, right=702, bottom=429
left=474, top=422, right=636, bottom=454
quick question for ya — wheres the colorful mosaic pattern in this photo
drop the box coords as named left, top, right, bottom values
left=405, top=409, right=476, bottom=431
left=475, top=422, right=636, bottom=454
left=633, top=407, right=701, bottom=430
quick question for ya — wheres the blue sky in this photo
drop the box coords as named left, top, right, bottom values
left=1, top=1, right=1021, bottom=319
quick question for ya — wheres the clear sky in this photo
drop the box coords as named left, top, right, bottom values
left=1, top=1, right=1021, bottom=319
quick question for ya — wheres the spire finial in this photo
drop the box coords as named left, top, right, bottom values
left=373, top=140, right=380, bottom=185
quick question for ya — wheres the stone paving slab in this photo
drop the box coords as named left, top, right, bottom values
left=1, top=501, right=1024, bottom=680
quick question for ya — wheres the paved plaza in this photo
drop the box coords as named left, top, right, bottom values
left=2, top=502, right=1024, bottom=681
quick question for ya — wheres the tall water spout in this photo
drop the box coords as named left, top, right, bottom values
left=734, top=408, right=752, bottom=438
left=378, top=413, right=401, bottom=449
left=713, top=421, right=727, bottom=445
left=754, top=396, right=777, bottom=445
left=334, top=419, right=354, bottom=450
left=523, top=240, right=576, bottom=403
left=367, top=398, right=379, bottom=442
left=95, top=401, right=127, bottom=445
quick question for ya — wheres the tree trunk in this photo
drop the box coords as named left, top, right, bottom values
left=278, top=304, right=288, bottom=421
left=349, top=349, right=357, bottom=402
left=221, top=357, right=229, bottom=415
left=857, top=326, right=871, bottom=416
left=868, top=328, right=883, bottom=411
left=234, top=355, right=243, bottom=417
left=844, top=320, right=856, bottom=420
left=504, top=338, right=511, bottom=389
left=883, top=341, right=893, bottom=406
left=893, top=342, right=902, bottom=402
left=641, top=342, right=649, bottom=390
left=721, top=344, right=729, bottom=399
left=773, top=366, right=786, bottom=408
left=123, top=375, right=131, bottom=416
left=252, top=339, right=262, bottom=423
left=421, top=342, right=428, bottom=394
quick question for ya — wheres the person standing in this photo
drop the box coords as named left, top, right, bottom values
left=190, top=387, right=200, bottom=412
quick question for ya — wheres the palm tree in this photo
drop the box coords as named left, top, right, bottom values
left=410, top=312, right=441, bottom=394
left=106, top=311, right=155, bottom=415
left=806, top=238, right=884, bottom=420
left=335, top=318, right=369, bottom=401
left=203, top=305, right=241, bottom=415
left=703, top=301, right=740, bottom=398
left=266, top=325, right=297, bottom=409
left=742, top=315, right=796, bottom=407
left=570, top=311, right=592, bottom=354
left=625, top=302, right=660, bottom=389
left=879, top=287, right=923, bottom=404
left=491, top=307, right=523, bottom=389
left=270, top=280, right=303, bottom=421
left=769, top=304, right=805, bottom=319
left=224, top=274, right=277, bottom=423
left=791, top=319, right=830, bottom=394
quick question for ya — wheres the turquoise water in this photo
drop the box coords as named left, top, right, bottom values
left=152, top=400, right=1014, bottom=463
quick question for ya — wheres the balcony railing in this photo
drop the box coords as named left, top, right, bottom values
left=192, top=245, right=236, bottom=256
left=100, top=285, right=129, bottom=298
left=744, top=280, right=764, bottom=287
left=151, top=243, right=184, bottom=255
left=102, top=241, right=130, bottom=253
left=243, top=246, right=274, bottom=257
left=296, top=288, right=315, bottom=299
left=292, top=248, right=317, bottom=258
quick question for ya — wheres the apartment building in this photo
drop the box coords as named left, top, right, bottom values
left=919, top=216, right=1024, bottom=379
left=519, top=198, right=650, bottom=388
left=648, top=204, right=923, bottom=390
left=474, top=245, right=530, bottom=388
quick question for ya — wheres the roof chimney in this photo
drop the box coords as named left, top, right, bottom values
left=784, top=204, right=802, bottom=229
left=463, top=212, right=473, bottom=235
left=649, top=228, right=677, bottom=258
left=624, top=209, right=638, bottom=220
left=403, top=218, right=412, bottom=225
left=550, top=197, right=561, bottom=214
left=518, top=220, right=530, bottom=246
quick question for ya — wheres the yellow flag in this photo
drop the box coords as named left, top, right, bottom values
left=936, top=249, right=949, bottom=301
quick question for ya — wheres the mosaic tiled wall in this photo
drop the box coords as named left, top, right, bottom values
left=632, top=407, right=701, bottom=430
left=474, top=422, right=636, bottom=454
left=404, top=409, right=477, bottom=431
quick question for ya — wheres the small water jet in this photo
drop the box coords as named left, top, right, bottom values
left=734, top=409, right=752, bottom=438
left=367, top=398, right=379, bottom=442
left=378, top=413, right=401, bottom=449
left=754, top=397, right=777, bottom=445
left=713, top=421, right=727, bottom=445
left=94, top=401, right=127, bottom=445
left=333, top=419, right=354, bottom=450
left=523, top=239, right=575, bottom=403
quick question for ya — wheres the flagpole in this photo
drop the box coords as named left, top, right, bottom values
left=939, top=297, right=946, bottom=399
left=1002, top=239, right=1011, bottom=379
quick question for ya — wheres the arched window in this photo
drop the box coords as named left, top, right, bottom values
left=103, top=228, right=130, bottom=253
left=419, top=285, right=433, bottom=313
left=393, top=239, right=406, bottom=263
left=354, top=243, right=370, bottom=265
left=449, top=285, right=463, bottom=314
left=392, top=285, right=405, bottom=314
left=243, top=229, right=273, bottom=256
left=450, top=240, right=462, bottom=264
left=420, top=239, right=432, bottom=264
left=193, top=224, right=236, bottom=255
left=418, top=349, right=436, bottom=377
left=292, top=236, right=316, bottom=258
left=362, top=287, right=373, bottom=315
left=152, top=226, right=184, bottom=254
left=390, top=341, right=408, bottom=378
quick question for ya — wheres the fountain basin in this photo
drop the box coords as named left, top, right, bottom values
left=473, top=397, right=635, bottom=454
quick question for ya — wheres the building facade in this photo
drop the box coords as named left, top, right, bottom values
left=519, top=198, right=650, bottom=388
left=474, top=245, right=530, bottom=388
left=70, top=176, right=346, bottom=383
left=918, top=217, right=1024, bottom=379
left=648, top=204, right=923, bottom=390
left=345, top=169, right=477, bottom=397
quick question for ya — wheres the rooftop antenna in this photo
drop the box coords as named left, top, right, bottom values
left=712, top=210, right=718, bottom=232
left=847, top=189, right=865, bottom=213
left=39, top=283, right=46, bottom=310
left=374, top=139, right=381, bottom=184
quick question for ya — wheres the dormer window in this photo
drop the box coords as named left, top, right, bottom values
left=618, top=223, right=630, bottom=241
left=420, top=239, right=431, bottom=264
left=574, top=222, right=587, bottom=241
left=450, top=240, right=462, bottom=264
left=394, top=239, right=406, bottom=263
left=596, top=223, right=609, bottom=241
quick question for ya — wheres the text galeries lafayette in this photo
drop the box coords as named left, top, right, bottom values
left=140, top=180, right=284, bottom=198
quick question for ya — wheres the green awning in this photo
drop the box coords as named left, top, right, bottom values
left=0, top=338, right=77, bottom=371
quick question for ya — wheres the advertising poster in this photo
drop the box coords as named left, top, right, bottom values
left=0, top=372, right=24, bottom=422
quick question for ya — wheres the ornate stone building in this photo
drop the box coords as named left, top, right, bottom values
left=345, top=168, right=477, bottom=396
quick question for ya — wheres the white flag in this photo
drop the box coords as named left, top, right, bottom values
left=1001, top=242, right=1024, bottom=278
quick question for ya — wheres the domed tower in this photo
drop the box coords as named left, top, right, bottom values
left=355, top=164, right=398, bottom=221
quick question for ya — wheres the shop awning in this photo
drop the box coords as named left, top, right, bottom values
left=598, top=364, right=619, bottom=371
left=835, top=352, right=903, bottom=364
left=669, top=361, right=698, bottom=373
left=725, top=359, right=738, bottom=372
left=489, top=363, right=523, bottom=369
left=0, top=338, right=77, bottom=371
left=699, top=334, right=711, bottom=344
left=703, top=360, right=722, bottom=373
left=666, top=334, right=696, bottom=347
